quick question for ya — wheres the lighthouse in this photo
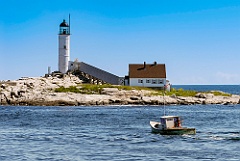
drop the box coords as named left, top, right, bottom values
left=58, top=18, right=70, bottom=73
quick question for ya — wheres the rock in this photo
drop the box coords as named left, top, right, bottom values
left=150, top=100, right=160, bottom=105
left=206, top=93, right=214, bottom=98
left=10, top=91, right=18, bottom=98
left=101, top=88, right=119, bottom=95
left=195, top=93, right=207, bottom=98
left=130, top=96, right=139, bottom=100
left=1, top=84, right=6, bottom=89
left=1, top=75, right=240, bottom=106
left=222, top=101, right=231, bottom=105
left=114, top=99, right=122, bottom=104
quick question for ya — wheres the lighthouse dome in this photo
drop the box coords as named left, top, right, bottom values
left=60, top=19, right=69, bottom=27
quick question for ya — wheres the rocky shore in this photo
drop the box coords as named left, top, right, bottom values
left=1, top=75, right=240, bottom=106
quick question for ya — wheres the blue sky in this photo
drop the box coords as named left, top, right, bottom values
left=1, top=0, right=240, bottom=84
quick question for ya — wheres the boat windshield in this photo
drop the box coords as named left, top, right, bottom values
left=160, top=118, right=165, bottom=125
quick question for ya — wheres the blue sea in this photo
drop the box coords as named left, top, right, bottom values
left=0, top=85, right=240, bottom=161
left=172, top=85, right=240, bottom=95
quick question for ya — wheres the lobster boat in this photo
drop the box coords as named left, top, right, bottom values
left=150, top=116, right=196, bottom=135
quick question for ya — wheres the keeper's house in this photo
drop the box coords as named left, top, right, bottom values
left=127, top=62, right=167, bottom=89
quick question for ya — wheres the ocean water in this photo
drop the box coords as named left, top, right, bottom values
left=0, top=104, right=239, bottom=161
left=172, top=85, right=240, bottom=95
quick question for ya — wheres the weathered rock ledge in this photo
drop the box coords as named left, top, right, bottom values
left=1, top=75, right=240, bottom=106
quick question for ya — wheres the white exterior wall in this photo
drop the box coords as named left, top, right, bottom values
left=58, top=35, right=70, bottom=73
left=166, top=119, right=175, bottom=128
left=129, top=78, right=166, bottom=88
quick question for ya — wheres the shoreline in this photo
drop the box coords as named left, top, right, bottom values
left=1, top=95, right=239, bottom=106
left=1, top=75, right=240, bottom=106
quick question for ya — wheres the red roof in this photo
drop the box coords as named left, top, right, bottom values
left=129, top=63, right=166, bottom=78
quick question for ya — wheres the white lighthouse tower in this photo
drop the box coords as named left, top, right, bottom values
left=58, top=18, right=70, bottom=73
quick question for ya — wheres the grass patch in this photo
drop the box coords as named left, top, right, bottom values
left=80, top=84, right=105, bottom=94
left=54, top=85, right=103, bottom=94
left=207, top=91, right=231, bottom=96
left=54, top=85, right=232, bottom=97
left=54, top=84, right=154, bottom=94
left=151, top=88, right=197, bottom=97
left=166, top=88, right=197, bottom=97
left=55, top=86, right=81, bottom=93
left=152, top=88, right=231, bottom=97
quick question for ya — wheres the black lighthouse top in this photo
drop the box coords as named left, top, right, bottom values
left=59, top=19, right=70, bottom=35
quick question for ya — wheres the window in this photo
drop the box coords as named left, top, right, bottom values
left=158, top=79, right=163, bottom=84
left=146, top=79, right=150, bottom=83
left=138, top=79, right=143, bottom=83
left=64, top=45, right=66, bottom=49
left=152, top=79, right=157, bottom=84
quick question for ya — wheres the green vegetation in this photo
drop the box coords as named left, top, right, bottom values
left=151, top=88, right=231, bottom=97
left=54, top=84, right=153, bottom=94
left=54, top=85, right=102, bottom=94
left=80, top=84, right=110, bottom=94
left=209, top=91, right=231, bottom=97
left=55, top=86, right=81, bottom=93
left=166, top=88, right=197, bottom=97
left=150, top=88, right=197, bottom=97
left=165, top=88, right=231, bottom=97
left=54, top=85, right=231, bottom=97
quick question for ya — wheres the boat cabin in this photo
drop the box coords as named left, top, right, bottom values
left=160, top=116, right=181, bottom=129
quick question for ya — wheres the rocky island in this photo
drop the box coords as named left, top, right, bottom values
left=1, top=74, right=240, bottom=106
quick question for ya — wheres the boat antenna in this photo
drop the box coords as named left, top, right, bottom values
left=163, top=89, right=166, bottom=116
left=69, top=13, right=71, bottom=34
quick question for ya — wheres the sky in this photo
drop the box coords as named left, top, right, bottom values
left=1, top=0, right=240, bottom=85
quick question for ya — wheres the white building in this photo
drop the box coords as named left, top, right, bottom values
left=128, top=62, right=167, bottom=88
left=58, top=19, right=70, bottom=73
left=56, top=18, right=170, bottom=89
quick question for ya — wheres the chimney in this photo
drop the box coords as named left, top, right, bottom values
left=144, top=61, right=146, bottom=68
left=153, top=61, right=157, bottom=65
left=48, top=66, right=51, bottom=75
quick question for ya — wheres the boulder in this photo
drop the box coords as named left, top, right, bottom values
left=195, top=93, right=207, bottom=98
left=206, top=93, right=214, bottom=98
left=130, top=96, right=139, bottom=100
left=101, top=88, right=119, bottom=95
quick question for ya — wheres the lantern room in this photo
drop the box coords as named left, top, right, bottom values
left=59, top=19, right=70, bottom=35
